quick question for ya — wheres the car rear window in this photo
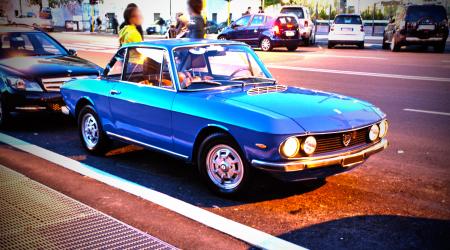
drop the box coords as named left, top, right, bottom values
left=334, top=15, right=362, bottom=24
left=280, top=8, right=304, bottom=19
left=406, top=5, right=447, bottom=22
left=276, top=16, right=298, bottom=27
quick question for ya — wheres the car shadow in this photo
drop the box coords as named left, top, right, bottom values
left=1, top=114, right=326, bottom=208
left=274, top=215, right=450, bottom=250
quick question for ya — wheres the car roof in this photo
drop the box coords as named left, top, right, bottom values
left=122, top=39, right=246, bottom=50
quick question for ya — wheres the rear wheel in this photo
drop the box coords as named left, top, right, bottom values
left=358, top=42, right=365, bottom=49
left=434, top=41, right=446, bottom=53
left=197, top=133, right=251, bottom=197
left=218, top=35, right=227, bottom=40
left=328, top=42, right=334, bottom=49
left=260, top=37, right=273, bottom=51
left=78, top=105, right=110, bottom=154
left=287, top=45, right=298, bottom=51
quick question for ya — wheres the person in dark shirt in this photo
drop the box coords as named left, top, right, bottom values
left=187, top=0, right=205, bottom=39
left=244, top=6, right=251, bottom=16
left=258, top=6, right=264, bottom=13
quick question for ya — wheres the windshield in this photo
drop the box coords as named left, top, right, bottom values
left=173, top=45, right=272, bottom=90
left=0, top=32, right=67, bottom=59
left=334, top=15, right=362, bottom=24
left=406, top=5, right=447, bottom=22
left=280, top=8, right=304, bottom=19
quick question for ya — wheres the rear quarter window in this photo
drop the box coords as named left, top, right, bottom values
left=406, top=5, right=447, bottom=22
left=280, top=8, right=304, bottom=19
left=276, top=16, right=298, bottom=27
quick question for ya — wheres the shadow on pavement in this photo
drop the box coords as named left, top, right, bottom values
left=277, top=215, right=450, bottom=250
left=1, top=113, right=326, bottom=208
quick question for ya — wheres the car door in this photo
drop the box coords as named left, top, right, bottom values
left=246, top=15, right=266, bottom=46
left=230, top=15, right=252, bottom=42
left=108, top=47, right=176, bottom=151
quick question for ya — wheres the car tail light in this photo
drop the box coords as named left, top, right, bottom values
left=287, top=23, right=293, bottom=29
left=304, top=20, right=308, bottom=27
left=360, top=25, right=364, bottom=32
left=272, top=25, right=280, bottom=35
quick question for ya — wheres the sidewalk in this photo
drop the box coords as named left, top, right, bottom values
left=0, top=165, right=177, bottom=250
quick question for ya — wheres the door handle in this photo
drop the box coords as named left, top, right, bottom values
left=110, top=89, right=121, bottom=95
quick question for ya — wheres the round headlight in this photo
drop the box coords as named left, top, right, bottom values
left=281, top=137, right=300, bottom=158
left=369, top=124, right=380, bottom=141
left=379, top=120, right=388, bottom=138
left=302, top=136, right=317, bottom=155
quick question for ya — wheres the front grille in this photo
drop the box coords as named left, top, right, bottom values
left=313, top=127, right=370, bottom=155
left=41, top=76, right=90, bottom=92
left=247, top=85, right=287, bottom=95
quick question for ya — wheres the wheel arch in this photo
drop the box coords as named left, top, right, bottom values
left=75, top=97, right=95, bottom=118
left=191, top=124, right=241, bottom=164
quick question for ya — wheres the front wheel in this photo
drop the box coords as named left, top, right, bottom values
left=260, top=37, right=273, bottom=51
left=328, top=42, right=334, bottom=49
left=78, top=105, right=110, bottom=154
left=218, top=35, right=227, bottom=40
left=358, top=42, right=365, bottom=49
left=197, top=133, right=251, bottom=197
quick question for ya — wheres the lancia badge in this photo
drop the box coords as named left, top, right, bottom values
left=342, top=133, right=352, bottom=147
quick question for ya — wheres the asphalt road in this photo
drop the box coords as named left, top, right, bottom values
left=1, top=32, right=450, bottom=249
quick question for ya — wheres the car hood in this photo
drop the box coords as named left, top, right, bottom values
left=215, top=86, right=384, bottom=133
left=0, top=55, right=102, bottom=79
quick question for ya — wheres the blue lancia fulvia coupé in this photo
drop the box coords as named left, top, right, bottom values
left=61, top=39, right=388, bottom=196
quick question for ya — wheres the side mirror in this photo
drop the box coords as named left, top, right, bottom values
left=68, top=49, right=77, bottom=56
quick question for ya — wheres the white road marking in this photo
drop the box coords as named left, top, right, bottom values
left=0, top=133, right=306, bottom=250
left=268, top=65, right=450, bottom=82
left=403, top=108, right=450, bottom=116
left=297, top=54, right=386, bottom=60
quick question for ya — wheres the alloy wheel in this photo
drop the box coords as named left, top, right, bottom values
left=206, top=144, right=244, bottom=190
left=81, top=113, right=99, bottom=150
left=261, top=38, right=271, bottom=51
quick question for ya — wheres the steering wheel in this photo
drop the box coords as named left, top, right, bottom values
left=230, top=67, right=252, bottom=79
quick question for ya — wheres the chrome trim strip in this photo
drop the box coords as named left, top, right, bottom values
left=253, top=138, right=388, bottom=172
left=15, top=107, right=47, bottom=111
left=106, top=132, right=189, bottom=159
left=406, top=37, right=442, bottom=42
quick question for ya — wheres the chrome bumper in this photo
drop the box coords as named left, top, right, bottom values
left=252, top=139, right=388, bottom=172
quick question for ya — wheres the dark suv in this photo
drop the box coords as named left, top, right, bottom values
left=383, top=4, right=448, bottom=52
left=218, top=14, right=300, bottom=51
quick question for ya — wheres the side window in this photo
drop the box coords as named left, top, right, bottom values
left=250, top=15, right=265, bottom=26
left=105, top=49, right=125, bottom=80
left=124, top=47, right=173, bottom=89
left=235, top=15, right=251, bottom=27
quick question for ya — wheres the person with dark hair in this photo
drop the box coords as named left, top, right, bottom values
left=258, top=6, right=264, bottom=13
left=119, top=7, right=144, bottom=46
left=112, top=15, right=119, bottom=34
left=187, top=0, right=205, bottom=39
left=119, top=3, right=139, bottom=30
left=244, top=6, right=251, bottom=16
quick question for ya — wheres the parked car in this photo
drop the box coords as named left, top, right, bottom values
left=218, top=14, right=301, bottom=51
left=383, top=4, right=448, bottom=52
left=206, top=21, right=219, bottom=34
left=61, top=39, right=389, bottom=196
left=10, top=10, right=54, bottom=31
left=280, top=5, right=316, bottom=45
left=328, top=14, right=365, bottom=49
left=0, top=25, right=102, bottom=126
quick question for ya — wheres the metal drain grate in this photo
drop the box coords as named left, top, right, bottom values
left=0, top=165, right=177, bottom=250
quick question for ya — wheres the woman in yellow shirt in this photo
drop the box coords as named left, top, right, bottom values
left=119, top=7, right=144, bottom=46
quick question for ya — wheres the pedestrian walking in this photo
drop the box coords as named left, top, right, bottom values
left=119, top=7, right=144, bottom=46
left=112, top=15, right=119, bottom=35
left=157, top=17, right=165, bottom=35
left=187, top=0, right=205, bottom=39
left=96, top=16, right=102, bottom=32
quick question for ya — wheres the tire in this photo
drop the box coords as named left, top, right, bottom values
left=328, top=42, right=334, bottom=49
left=382, top=36, right=389, bottom=50
left=260, top=37, right=273, bottom=51
left=434, top=42, right=446, bottom=53
left=358, top=42, right=365, bottom=49
left=77, top=105, right=110, bottom=154
left=310, top=32, right=316, bottom=45
left=390, top=36, right=400, bottom=52
left=218, top=35, right=227, bottom=40
left=0, top=97, right=10, bottom=128
left=303, top=37, right=310, bottom=46
left=287, top=45, right=298, bottom=51
left=197, top=133, right=251, bottom=197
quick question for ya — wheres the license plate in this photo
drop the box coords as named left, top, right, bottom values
left=418, top=25, right=435, bottom=30
left=285, top=31, right=295, bottom=37
left=342, top=155, right=364, bottom=167
left=342, top=27, right=353, bottom=32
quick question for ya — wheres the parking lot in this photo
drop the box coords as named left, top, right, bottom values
left=1, top=32, right=450, bottom=249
